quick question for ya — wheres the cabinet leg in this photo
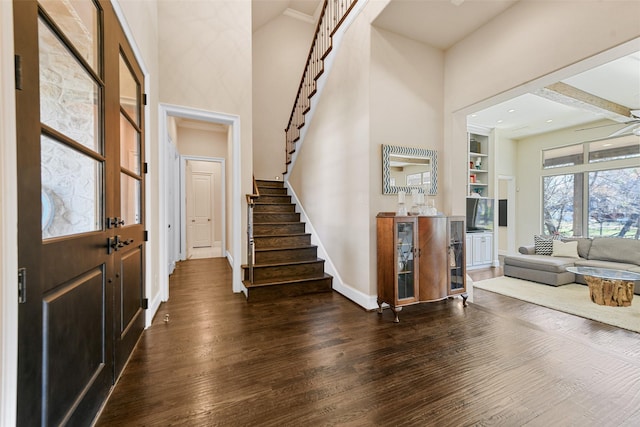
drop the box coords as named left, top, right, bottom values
left=391, top=306, right=402, bottom=323
left=461, top=293, right=468, bottom=307
left=377, top=299, right=383, bottom=314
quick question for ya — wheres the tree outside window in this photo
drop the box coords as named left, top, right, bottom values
left=543, top=167, right=640, bottom=239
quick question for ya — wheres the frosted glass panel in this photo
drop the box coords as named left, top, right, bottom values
left=41, top=134, right=102, bottom=239
left=39, top=17, right=100, bottom=153
left=39, top=0, right=99, bottom=72
left=121, top=173, right=141, bottom=226
left=120, top=113, right=140, bottom=174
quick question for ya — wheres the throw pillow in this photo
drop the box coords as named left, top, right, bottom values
left=534, top=235, right=553, bottom=255
left=552, top=240, right=579, bottom=258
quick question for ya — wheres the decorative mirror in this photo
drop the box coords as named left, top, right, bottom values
left=382, top=144, right=437, bottom=195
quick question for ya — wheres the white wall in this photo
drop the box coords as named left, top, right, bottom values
left=0, top=1, right=18, bottom=424
left=252, top=13, right=315, bottom=180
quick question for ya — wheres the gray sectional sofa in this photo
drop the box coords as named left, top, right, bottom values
left=503, top=237, right=640, bottom=294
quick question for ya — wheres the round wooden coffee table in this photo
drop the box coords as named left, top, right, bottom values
left=566, top=267, right=640, bottom=307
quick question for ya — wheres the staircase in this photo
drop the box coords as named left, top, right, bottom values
left=243, top=180, right=333, bottom=301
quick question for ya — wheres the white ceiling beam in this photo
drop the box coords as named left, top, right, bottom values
left=535, top=82, right=632, bottom=123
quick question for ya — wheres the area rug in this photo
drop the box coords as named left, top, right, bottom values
left=472, top=276, right=640, bottom=333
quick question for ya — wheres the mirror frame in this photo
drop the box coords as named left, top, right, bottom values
left=382, top=144, right=438, bottom=195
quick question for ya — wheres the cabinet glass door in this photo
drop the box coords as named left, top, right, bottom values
left=449, top=219, right=465, bottom=292
left=396, top=221, right=416, bottom=300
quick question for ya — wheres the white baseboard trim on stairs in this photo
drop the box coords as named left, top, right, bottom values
left=286, top=183, right=379, bottom=311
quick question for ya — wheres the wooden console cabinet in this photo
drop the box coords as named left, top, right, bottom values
left=376, top=213, right=467, bottom=322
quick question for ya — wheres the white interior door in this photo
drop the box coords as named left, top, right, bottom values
left=191, top=172, right=213, bottom=248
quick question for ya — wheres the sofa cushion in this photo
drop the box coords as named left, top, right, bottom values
left=534, top=235, right=553, bottom=255
left=561, top=237, right=592, bottom=259
left=552, top=240, right=579, bottom=258
left=504, top=254, right=575, bottom=273
left=518, top=245, right=535, bottom=255
left=587, top=237, right=640, bottom=265
left=574, top=259, right=638, bottom=271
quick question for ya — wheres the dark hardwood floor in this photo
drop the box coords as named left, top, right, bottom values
left=96, top=260, right=640, bottom=426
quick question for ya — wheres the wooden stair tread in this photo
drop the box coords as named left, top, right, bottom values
left=242, top=258, right=324, bottom=269
left=254, top=244, right=316, bottom=252
left=244, top=273, right=333, bottom=288
left=254, top=232, right=309, bottom=237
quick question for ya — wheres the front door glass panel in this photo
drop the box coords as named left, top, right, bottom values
left=38, top=17, right=100, bottom=153
left=39, top=0, right=99, bottom=72
left=119, top=113, right=140, bottom=175
left=41, top=134, right=102, bottom=239
left=119, top=53, right=139, bottom=125
left=120, top=173, right=140, bottom=226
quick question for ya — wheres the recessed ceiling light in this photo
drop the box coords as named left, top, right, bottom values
left=603, top=143, right=613, bottom=147
left=496, top=119, right=503, bottom=124
left=546, top=119, right=553, bottom=123
left=470, top=114, right=477, bottom=118
left=508, top=109, right=516, bottom=113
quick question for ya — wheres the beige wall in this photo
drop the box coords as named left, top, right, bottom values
left=177, top=126, right=228, bottom=158
left=252, top=14, right=315, bottom=180
left=443, top=0, right=640, bottom=218
left=291, top=0, right=640, bottom=305
left=289, top=3, right=374, bottom=299
left=157, top=0, right=253, bottom=269
left=289, top=2, right=443, bottom=302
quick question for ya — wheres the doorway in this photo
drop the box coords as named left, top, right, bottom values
left=498, top=175, right=516, bottom=257
left=158, top=104, right=243, bottom=302
left=184, top=158, right=225, bottom=259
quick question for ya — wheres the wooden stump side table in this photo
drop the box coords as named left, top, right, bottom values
left=566, top=267, right=640, bottom=307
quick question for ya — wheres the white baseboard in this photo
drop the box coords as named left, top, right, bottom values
left=145, top=291, right=162, bottom=327
left=286, top=184, right=378, bottom=311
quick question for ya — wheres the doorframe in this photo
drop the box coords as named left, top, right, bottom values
left=498, top=175, right=517, bottom=256
left=0, top=1, right=18, bottom=424
left=159, top=104, right=242, bottom=302
left=181, top=156, right=226, bottom=260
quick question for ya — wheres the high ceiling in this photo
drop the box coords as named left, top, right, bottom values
left=253, top=0, right=640, bottom=139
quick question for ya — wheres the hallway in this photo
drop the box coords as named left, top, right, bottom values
left=97, top=259, right=640, bottom=425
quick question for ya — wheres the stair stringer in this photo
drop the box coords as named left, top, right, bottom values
left=283, top=0, right=369, bottom=179
left=286, top=182, right=378, bottom=310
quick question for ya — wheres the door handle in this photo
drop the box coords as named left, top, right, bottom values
left=107, top=235, right=125, bottom=254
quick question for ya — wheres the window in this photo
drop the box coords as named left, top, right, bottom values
left=543, top=167, right=639, bottom=238
left=543, top=144, right=583, bottom=168
left=588, top=134, right=640, bottom=163
left=588, top=168, right=640, bottom=238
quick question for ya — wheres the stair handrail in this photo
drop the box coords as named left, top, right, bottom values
left=284, top=0, right=359, bottom=172
left=246, top=177, right=260, bottom=284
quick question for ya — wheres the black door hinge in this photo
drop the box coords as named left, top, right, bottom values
left=15, top=55, right=22, bottom=90
left=143, top=93, right=147, bottom=105
left=143, top=162, right=148, bottom=174
left=141, top=298, right=148, bottom=309
left=143, top=230, right=148, bottom=242
left=18, top=268, right=26, bottom=303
